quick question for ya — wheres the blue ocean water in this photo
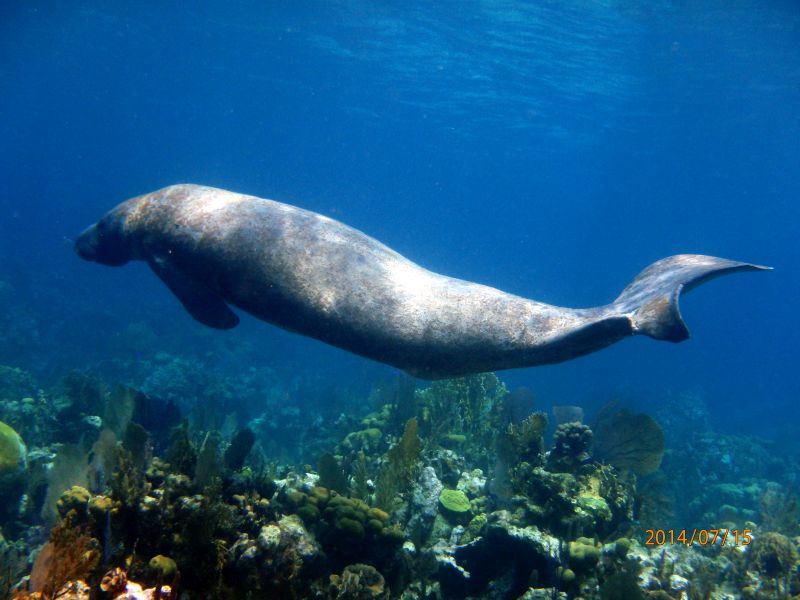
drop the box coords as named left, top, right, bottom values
left=0, top=0, right=797, bottom=440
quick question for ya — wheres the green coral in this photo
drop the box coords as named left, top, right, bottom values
left=359, top=404, right=392, bottom=430
left=612, top=537, right=631, bottom=559
left=439, top=489, right=470, bottom=513
left=557, top=566, right=576, bottom=585
left=462, top=512, right=487, bottom=543
left=439, top=489, right=471, bottom=524
left=88, top=494, right=114, bottom=522
left=0, top=420, right=25, bottom=474
left=568, top=536, right=601, bottom=572
left=56, top=485, right=91, bottom=519
left=297, top=504, right=321, bottom=523
left=149, top=554, right=178, bottom=578
left=278, top=485, right=402, bottom=571
left=576, top=495, right=612, bottom=525
left=341, top=428, right=383, bottom=453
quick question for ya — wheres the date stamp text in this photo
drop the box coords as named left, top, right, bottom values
left=644, top=529, right=752, bottom=547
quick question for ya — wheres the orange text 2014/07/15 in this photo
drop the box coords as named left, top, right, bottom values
left=644, top=529, right=752, bottom=547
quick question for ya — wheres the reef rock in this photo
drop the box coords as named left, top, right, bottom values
left=328, top=563, right=389, bottom=599
left=27, top=578, right=171, bottom=600
left=405, top=466, right=443, bottom=545
left=517, top=588, right=568, bottom=600
left=436, top=510, right=562, bottom=598
left=456, top=468, right=486, bottom=498
left=230, top=514, right=323, bottom=595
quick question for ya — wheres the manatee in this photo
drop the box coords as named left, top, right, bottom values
left=75, top=184, right=769, bottom=379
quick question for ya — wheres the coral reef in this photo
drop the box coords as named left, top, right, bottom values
left=416, top=373, right=506, bottom=468
left=547, top=422, right=592, bottom=473
left=229, top=514, right=324, bottom=597
left=1, top=362, right=798, bottom=600
left=328, top=563, right=388, bottom=599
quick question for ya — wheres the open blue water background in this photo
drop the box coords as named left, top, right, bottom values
left=0, top=2, right=797, bottom=437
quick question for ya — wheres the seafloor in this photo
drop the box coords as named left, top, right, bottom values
left=1, top=332, right=798, bottom=599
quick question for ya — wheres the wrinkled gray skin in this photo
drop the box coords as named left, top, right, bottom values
left=76, top=184, right=769, bottom=379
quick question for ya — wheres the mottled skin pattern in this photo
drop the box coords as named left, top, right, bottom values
left=76, top=185, right=769, bottom=379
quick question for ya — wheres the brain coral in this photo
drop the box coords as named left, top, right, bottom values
left=439, top=489, right=471, bottom=515
left=0, top=420, right=25, bottom=474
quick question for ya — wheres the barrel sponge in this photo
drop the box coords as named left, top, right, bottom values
left=0, top=420, right=25, bottom=474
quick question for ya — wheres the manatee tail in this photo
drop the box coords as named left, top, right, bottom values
left=612, top=255, right=771, bottom=342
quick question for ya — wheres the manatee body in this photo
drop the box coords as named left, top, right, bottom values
left=75, top=184, right=768, bottom=379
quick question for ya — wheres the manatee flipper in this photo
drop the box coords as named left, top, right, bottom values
left=147, top=256, right=240, bottom=329
left=613, top=254, right=771, bottom=342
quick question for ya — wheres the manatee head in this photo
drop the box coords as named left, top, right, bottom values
left=75, top=199, right=139, bottom=266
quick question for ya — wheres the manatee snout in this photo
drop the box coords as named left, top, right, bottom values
left=74, top=217, right=130, bottom=266
left=75, top=223, right=100, bottom=260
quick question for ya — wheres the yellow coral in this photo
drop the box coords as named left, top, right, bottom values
left=148, top=554, right=178, bottom=579
left=0, top=420, right=25, bottom=474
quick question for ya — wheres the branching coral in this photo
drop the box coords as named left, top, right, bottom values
left=110, top=447, right=149, bottom=513
left=375, top=418, right=421, bottom=510
left=498, top=411, right=548, bottom=466
left=547, top=422, right=592, bottom=473
left=349, top=452, right=370, bottom=502
left=26, top=511, right=100, bottom=599
left=416, top=374, right=506, bottom=465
